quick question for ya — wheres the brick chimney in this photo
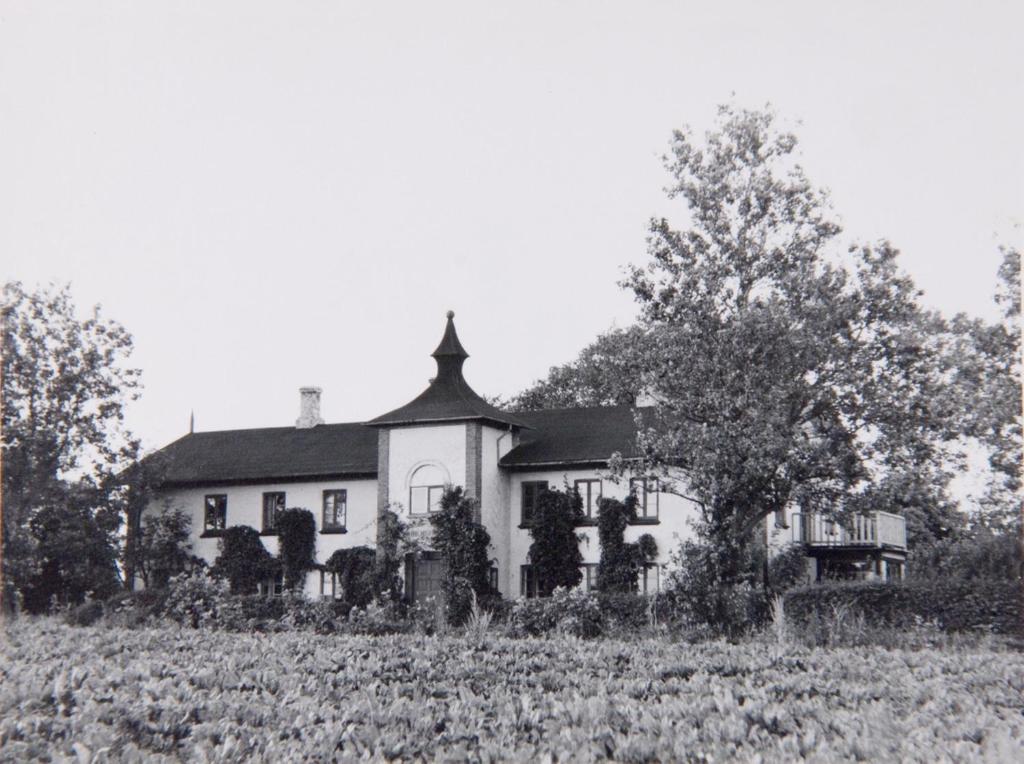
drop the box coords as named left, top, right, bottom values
left=296, top=387, right=324, bottom=428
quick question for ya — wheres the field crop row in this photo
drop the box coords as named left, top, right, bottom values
left=1, top=619, right=1022, bottom=762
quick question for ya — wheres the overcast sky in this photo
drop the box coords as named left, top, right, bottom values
left=2, top=0, right=1021, bottom=452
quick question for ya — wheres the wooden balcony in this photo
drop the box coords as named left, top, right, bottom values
left=793, top=511, right=907, bottom=550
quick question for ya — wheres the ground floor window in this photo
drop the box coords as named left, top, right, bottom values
left=580, top=563, right=599, bottom=592
left=884, top=559, right=904, bottom=581
left=320, top=570, right=340, bottom=600
left=520, top=565, right=541, bottom=599
left=259, top=570, right=284, bottom=597
left=638, top=563, right=660, bottom=594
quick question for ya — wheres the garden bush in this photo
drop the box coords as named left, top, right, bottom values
left=784, top=579, right=1023, bottom=637
left=510, top=588, right=603, bottom=638
left=65, top=599, right=105, bottom=627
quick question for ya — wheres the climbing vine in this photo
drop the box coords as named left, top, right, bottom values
left=277, top=508, right=317, bottom=592
left=430, top=486, right=493, bottom=623
left=527, top=486, right=584, bottom=596
left=596, top=495, right=657, bottom=593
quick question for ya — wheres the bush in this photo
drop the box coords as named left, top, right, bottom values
left=277, top=508, right=317, bottom=592
left=65, top=599, right=105, bottom=627
left=509, top=588, right=603, bottom=638
left=211, top=526, right=276, bottom=595
left=784, top=579, right=1023, bottom=637
left=766, top=543, right=810, bottom=593
left=163, top=571, right=231, bottom=628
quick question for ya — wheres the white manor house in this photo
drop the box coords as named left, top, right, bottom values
left=144, top=313, right=907, bottom=601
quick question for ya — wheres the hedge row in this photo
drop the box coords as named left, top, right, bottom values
left=784, top=579, right=1022, bottom=636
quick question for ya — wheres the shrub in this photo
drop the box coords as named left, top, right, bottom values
left=784, top=579, right=1023, bottom=637
left=211, top=526, right=276, bottom=594
left=324, top=546, right=377, bottom=607
left=129, top=507, right=202, bottom=589
left=163, top=570, right=231, bottom=629
left=65, top=599, right=105, bottom=627
left=766, top=543, right=810, bottom=593
left=509, top=588, right=603, bottom=638
left=596, top=496, right=658, bottom=594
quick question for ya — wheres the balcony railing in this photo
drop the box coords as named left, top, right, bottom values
left=793, top=511, right=906, bottom=550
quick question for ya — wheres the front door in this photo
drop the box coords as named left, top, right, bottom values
left=407, top=552, right=446, bottom=603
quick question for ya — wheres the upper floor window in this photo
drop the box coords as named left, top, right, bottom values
left=629, top=477, right=660, bottom=522
left=204, top=494, right=227, bottom=533
left=409, top=464, right=445, bottom=515
left=574, top=479, right=602, bottom=521
left=520, top=480, right=548, bottom=526
left=323, top=489, right=347, bottom=531
left=262, top=492, right=285, bottom=533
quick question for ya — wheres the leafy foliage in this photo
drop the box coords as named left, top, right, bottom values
left=127, top=506, right=202, bottom=589
left=276, top=508, right=316, bottom=592
left=2, top=282, right=141, bottom=612
left=375, top=507, right=413, bottom=601
left=526, top=486, right=584, bottom=596
left=596, top=495, right=657, bottom=593
left=429, top=486, right=493, bottom=624
left=324, top=546, right=377, bottom=608
left=5, top=620, right=1023, bottom=761
left=617, top=105, right=959, bottom=569
left=210, top=526, right=276, bottom=595
left=495, top=326, right=650, bottom=411
left=18, top=497, right=124, bottom=613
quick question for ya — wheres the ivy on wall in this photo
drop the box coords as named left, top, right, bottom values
left=597, top=495, right=657, bottom=593
left=527, top=486, right=584, bottom=596
left=430, top=486, right=492, bottom=623
left=277, top=508, right=317, bottom=592
left=211, top=526, right=277, bottom=594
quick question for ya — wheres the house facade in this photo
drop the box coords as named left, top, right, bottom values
left=145, top=312, right=906, bottom=600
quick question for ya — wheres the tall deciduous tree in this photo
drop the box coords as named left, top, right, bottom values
left=2, top=282, right=141, bottom=611
left=620, top=106, right=953, bottom=572
left=497, top=326, right=651, bottom=411
left=946, top=247, right=1021, bottom=530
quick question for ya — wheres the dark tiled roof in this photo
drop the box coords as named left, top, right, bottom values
left=368, top=313, right=530, bottom=429
left=499, top=406, right=644, bottom=468
left=153, top=423, right=378, bottom=486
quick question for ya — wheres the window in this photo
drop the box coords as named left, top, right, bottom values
left=574, top=479, right=602, bottom=521
left=629, top=477, right=660, bottom=522
left=580, top=563, right=599, bottom=592
left=638, top=564, right=660, bottom=594
left=489, top=565, right=499, bottom=593
left=520, top=481, right=548, bottom=526
left=259, top=570, right=284, bottom=597
left=320, top=570, right=340, bottom=600
left=204, top=494, right=227, bottom=533
left=262, top=492, right=285, bottom=533
left=520, top=564, right=541, bottom=599
left=409, top=464, right=445, bottom=515
left=322, top=489, right=347, bottom=531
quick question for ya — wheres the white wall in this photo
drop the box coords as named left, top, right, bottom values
left=480, top=425, right=513, bottom=596
left=385, top=423, right=467, bottom=548
left=146, top=477, right=378, bottom=598
left=506, top=467, right=701, bottom=597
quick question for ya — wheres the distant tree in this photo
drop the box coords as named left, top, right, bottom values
left=946, top=247, right=1021, bottom=531
left=128, top=506, right=201, bottom=590
left=429, top=486, right=492, bottom=623
left=617, top=105, right=954, bottom=576
left=19, top=483, right=123, bottom=612
left=276, top=508, right=317, bottom=592
left=211, top=526, right=276, bottom=595
left=2, top=282, right=141, bottom=612
left=527, top=486, right=585, bottom=595
left=497, top=326, right=651, bottom=411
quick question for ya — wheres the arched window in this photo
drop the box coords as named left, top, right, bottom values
left=409, top=464, right=446, bottom=515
